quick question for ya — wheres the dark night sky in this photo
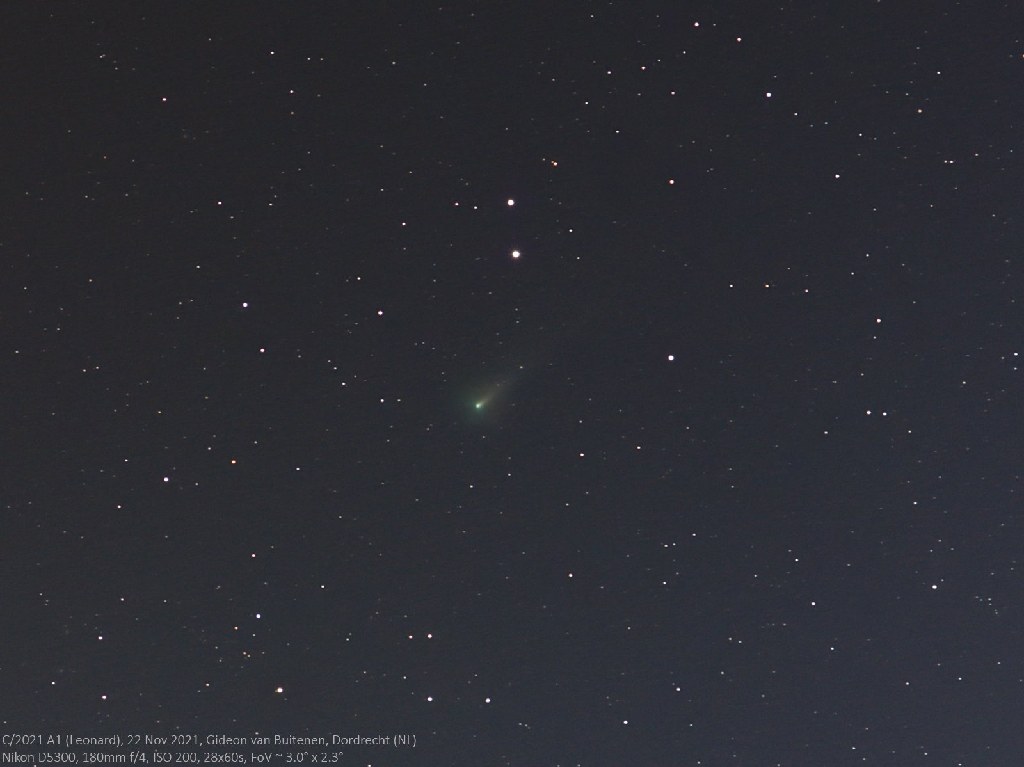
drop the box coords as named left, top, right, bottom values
left=4, top=2, right=1024, bottom=764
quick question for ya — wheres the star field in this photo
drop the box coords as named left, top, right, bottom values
left=4, top=2, right=1024, bottom=764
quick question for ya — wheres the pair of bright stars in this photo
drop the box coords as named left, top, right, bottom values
left=508, top=199, right=521, bottom=260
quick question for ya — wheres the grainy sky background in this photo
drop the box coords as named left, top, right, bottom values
left=4, top=2, right=1024, bottom=764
